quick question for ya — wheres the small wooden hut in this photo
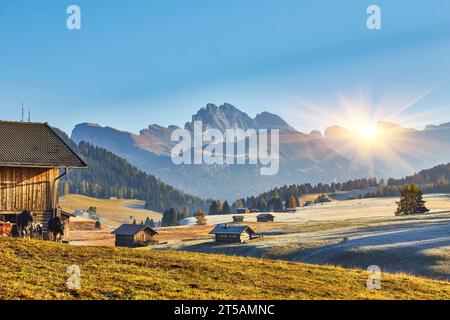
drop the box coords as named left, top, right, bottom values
left=0, top=121, right=86, bottom=240
left=209, top=224, right=256, bottom=243
left=112, top=224, right=158, bottom=247
left=257, top=214, right=275, bottom=222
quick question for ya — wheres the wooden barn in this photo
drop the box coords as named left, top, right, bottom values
left=0, top=121, right=86, bottom=240
left=112, top=224, right=158, bottom=247
left=232, top=215, right=245, bottom=223
left=257, top=214, right=275, bottom=222
left=209, top=224, right=256, bottom=243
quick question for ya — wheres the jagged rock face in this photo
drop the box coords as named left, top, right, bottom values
left=137, top=124, right=179, bottom=155
left=184, top=103, right=296, bottom=132
left=140, top=124, right=179, bottom=141
left=254, top=112, right=296, bottom=132
left=185, top=103, right=256, bottom=132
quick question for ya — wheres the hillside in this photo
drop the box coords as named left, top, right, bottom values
left=1, top=238, right=450, bottom=300
left=60, top=194, right=161, bottom=228
left=388, top=163, right=450, bottom=188
left=53, top=128, right=209, bottom=213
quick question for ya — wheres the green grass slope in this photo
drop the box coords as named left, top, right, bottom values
left=1, top=238, right=450, bottom=300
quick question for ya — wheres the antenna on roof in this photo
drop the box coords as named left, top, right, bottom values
left=21, top=103, right=24, bottom=122
left=28, top=107, right=31, bottom=122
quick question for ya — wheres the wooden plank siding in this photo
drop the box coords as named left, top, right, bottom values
left=0, top=167, right=60, bottom=213
left=215, top=233, right=250, bottom=243
left=115, top=231, right=156, bottom=247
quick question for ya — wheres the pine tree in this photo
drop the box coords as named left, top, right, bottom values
left=284, top=195, right=290, bottom=210
left=209, top=201, right=217, bottom=215
left=161, top=208, right=179, bottom=226
left=273, top=197, right=283, bottom=212
left=416, top=187, right=429, bottom=214
left=222, top=201, right=231, bottom=215
left=395, top=184, right=429, bottom=216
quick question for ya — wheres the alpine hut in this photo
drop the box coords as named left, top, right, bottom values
left=112, top=224, right=158, bottom=247
left=256, top=214, right=275, bottom=222
left=232, top=215, right=245, bottom=223
left=0, top=121, right=86, bottom=240
left=209, top=224, right=256, bottom=243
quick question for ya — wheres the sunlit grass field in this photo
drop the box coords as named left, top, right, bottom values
left=60, top=194, right=161, bottom=228
left=1, top=238, right=450, bottom=300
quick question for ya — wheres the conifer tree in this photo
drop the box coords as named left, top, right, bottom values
left=273, top=197, right=283, bottom=212
left=222, top=201, right=231, bottom=215
left=284, top=195, right=290, bottom=210
left=395, top=184, right=429, bottom=216
left=209, top=201, right=217, bottom=215
left=161, top=208, right=179, bottom=226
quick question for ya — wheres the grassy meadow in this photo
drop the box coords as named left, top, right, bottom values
left=1, top=238, right=450, bottom=300
left=60, top=194, right=161, bottom=228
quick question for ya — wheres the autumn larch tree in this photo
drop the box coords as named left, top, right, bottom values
left=195, top=210, right=207, bottom=225
left=181, top=206, right=190, bottom=219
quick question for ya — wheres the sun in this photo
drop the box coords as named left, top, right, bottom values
left=356, top=123, right=378, bottom=141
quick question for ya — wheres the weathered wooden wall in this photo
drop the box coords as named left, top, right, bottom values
left=215, top=234, right=242, bottom=243
left=115, top=235, right=135, bottom=247
left=134, top=230, right=153, bottom=242
left=0, top=167, right=60, bottom=213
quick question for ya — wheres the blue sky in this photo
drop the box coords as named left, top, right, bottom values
left=0, top=0, right=449, bottom=134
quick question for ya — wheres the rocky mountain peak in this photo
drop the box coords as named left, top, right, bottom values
left=185, top=103, right=295, bottom=132
left=255, top=112, right=296, bottom=132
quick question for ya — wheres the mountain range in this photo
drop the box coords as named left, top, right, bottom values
left=71, top=103, right=450, bottom=200
left=322, top=120, right=450, bottom=179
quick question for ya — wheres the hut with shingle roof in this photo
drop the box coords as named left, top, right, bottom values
left=209, top=224, right=256, bottom=243
left=0, top=121, right=86, bottom=239
left=112, top=224, right=158, bottom=247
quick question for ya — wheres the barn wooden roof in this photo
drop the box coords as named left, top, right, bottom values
left=209, top=224, right=256, bottom=236
left=112, top=224, right=158, bottom=236
left=0, top=121, right=86, bottom=168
